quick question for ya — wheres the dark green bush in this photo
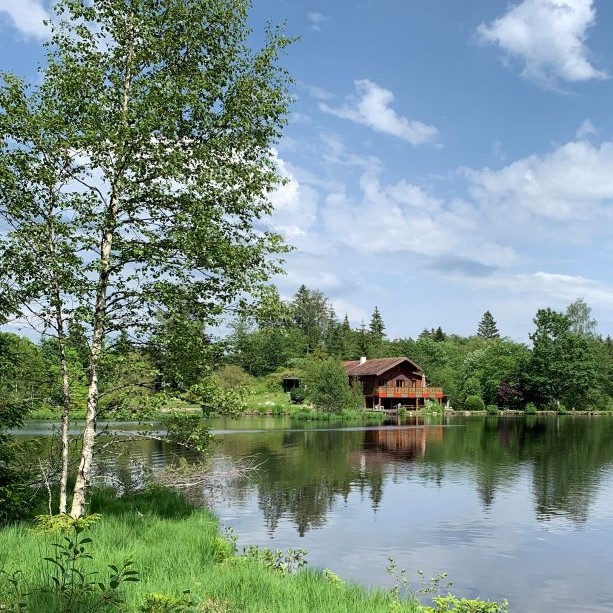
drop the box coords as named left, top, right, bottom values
left=289, top=386, right=307, bottom=404
left=464, top=395, right=485, bottom=411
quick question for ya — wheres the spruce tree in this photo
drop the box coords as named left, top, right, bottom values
left=477, top=311, right=500, bottom=339
left=369, top=306, right=386, bottom=340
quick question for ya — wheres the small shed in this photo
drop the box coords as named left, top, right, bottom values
left=282, top=376, right=301, bottom=393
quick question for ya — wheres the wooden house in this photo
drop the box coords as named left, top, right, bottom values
left=342, top=357, right=444, bottom=410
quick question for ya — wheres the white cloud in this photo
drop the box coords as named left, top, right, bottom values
left=464, top=140, right=613, bottom=224
left=0, top=0, right=50, bottom=39
left=472, top=271, right=613, bottom=308
left=320, top=79, right=439, bottom=145
left=477, top=0, right=606, bottom=86
left=266, top=153, right=319, bottom=241
left=576, top=118, right=597, bottom=139
left=322, top=169, right=514, bottom=269
left=307, top=12, right=329, bottom=31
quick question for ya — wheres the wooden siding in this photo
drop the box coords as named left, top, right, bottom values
left=376, top=386, right=444, bottom=399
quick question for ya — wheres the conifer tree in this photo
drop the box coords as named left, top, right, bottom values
left=369, top=306, right=386, bottom=340
left=477, top=311, right=500, bottom=339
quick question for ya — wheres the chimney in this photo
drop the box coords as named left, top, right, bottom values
left=360, top=356, right=367, bottom=365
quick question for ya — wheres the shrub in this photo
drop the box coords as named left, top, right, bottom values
left=524, top=402, right=537, bottom=414
left=486, top=404, right=499, bottom=415
left=213, top=364, right=255, bottom=391
left=301, top=357, right=352, bottom=413
left=424, top=595, right=508, bottom=613
left=464, top=395, right=485, bottom=411
left=289, top=386, right=307, bottom=403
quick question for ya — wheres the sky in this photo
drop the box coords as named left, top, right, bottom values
left=2, top=0, right=613, bottom=341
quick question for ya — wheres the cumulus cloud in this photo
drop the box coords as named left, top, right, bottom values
left=477, top=0, right=606, bottom=86
left=320, top=80, right=439, bottom=145
left=322, top=169, right=515, bottom=269
left=0, top=0, right=50, bottom=39
left=473, top=271, right=613, bottom=308
left=464, top=140, right=613, bottom=224
left=265, top=153, right=319, bottom=242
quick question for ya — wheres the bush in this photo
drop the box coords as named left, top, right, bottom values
left=289, top=386, right=307, bottom=404
left=464, top=395, right=485, bottom=411
left=486, top=404, right=499, bottom=415
left=213, top=365, right=255, bottom=391
left=300, top=357, right=352, bottom=413
left=524, top=402, right=537, bottom=414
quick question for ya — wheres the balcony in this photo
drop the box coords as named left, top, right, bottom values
left=375, top=386, right=444, bottom=399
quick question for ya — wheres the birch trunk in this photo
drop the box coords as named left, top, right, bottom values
left=55, top=304, right=71, bottom=515
left=69, top=14, right=134, bottom=518
left=69, top=226, right=114, bottom=518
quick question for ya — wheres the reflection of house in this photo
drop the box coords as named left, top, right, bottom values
left=343, top=357, right=444, bottom=410
left=364, top=426, right=444, bottom=459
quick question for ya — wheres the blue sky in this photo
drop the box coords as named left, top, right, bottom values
left=2, top=1, right=613, bottom=341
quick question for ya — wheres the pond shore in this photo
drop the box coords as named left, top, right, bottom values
left=0, top=487, right=507, bottom=613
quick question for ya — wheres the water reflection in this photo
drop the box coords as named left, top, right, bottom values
left=16, top=415, right=613, bottom=613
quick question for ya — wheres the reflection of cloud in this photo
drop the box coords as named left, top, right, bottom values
left=320, top=80, right=439, bottom=145
left=477, top=0, right=606, bottom=87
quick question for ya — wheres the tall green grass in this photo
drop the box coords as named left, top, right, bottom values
left=0, top=487, right=418, bottom=613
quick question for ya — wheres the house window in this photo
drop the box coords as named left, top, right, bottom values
left=378, top=378, right=386, bottom=386
left=396, top=379, right=404, bottom=388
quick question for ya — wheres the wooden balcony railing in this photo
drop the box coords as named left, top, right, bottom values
left=375, top=386, right=444, bottom=399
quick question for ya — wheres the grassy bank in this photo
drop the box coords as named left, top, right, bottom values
left=0, top=487, right=421, bottom=613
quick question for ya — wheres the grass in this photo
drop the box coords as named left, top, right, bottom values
left=0, top=487, right=419, bottom=613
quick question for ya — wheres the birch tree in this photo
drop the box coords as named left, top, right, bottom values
left=0, top=0, right=292, bottom=517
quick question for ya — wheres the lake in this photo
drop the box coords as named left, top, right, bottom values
left=17, top=414, right=613, bottom=612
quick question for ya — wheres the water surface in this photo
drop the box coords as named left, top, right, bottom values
left=18, top=415, right=613, bottom=612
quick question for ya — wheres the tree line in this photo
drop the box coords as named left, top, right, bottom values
left=3, top=289, right=611, bottom=416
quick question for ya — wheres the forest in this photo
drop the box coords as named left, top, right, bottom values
left=2, top=285, right=611, bottom=420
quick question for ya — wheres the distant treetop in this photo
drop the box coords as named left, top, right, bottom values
left=477, top=311, right=500, bottom=339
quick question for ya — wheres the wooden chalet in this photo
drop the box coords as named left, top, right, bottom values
left=343, top=357, right=444, bottom=410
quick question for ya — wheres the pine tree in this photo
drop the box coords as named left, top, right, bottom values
left=477, top=311, right=500, bottom=339
left=369, top=306, right=386, bottom=340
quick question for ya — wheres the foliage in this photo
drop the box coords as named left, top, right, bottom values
left=139, top=592, right=226, bottom=613
left=187, top=378, right=246, bottom=417
left=300, top=357, right=353, bottom=413
left=476, top=311, right=500, bottom=340
left=524, top=402, right=538, bottom=415
left=242, top=545, right=308, bottom=576
left=486, top=404, right=499, bottom=415
left=291, top=285, right=335, bottom=353
left=1, top=515, right=140, bottom=612
left=566, top=298, right=597, bottom=337
left=161, top=415, right=215, bottom=455
left=0, top=0, right=293, bottom=516
left=424, top=595, right=508, bottom=613
left=43, top=522, right=139, bottom=612
left=464, top=396, right=485, bottom=411
left=213, top=365, right=255, bottom=392
left=525, top=308, right=599, bottom=409
left=0, top=396, right=37, bottom=524
left=289, top=386, right=307, bottom=404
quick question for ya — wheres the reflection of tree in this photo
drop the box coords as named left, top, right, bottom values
left=96, top=416, right=613, bottom=533
left=219, top=429, right=388, bottom=535
left=529, top=417, right=612, bottom=524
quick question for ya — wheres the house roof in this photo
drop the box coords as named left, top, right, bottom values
left=343, top=357, right=424, bottom=377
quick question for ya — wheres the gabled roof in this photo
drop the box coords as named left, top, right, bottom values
left=343, top=357, right=424, bottom=377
